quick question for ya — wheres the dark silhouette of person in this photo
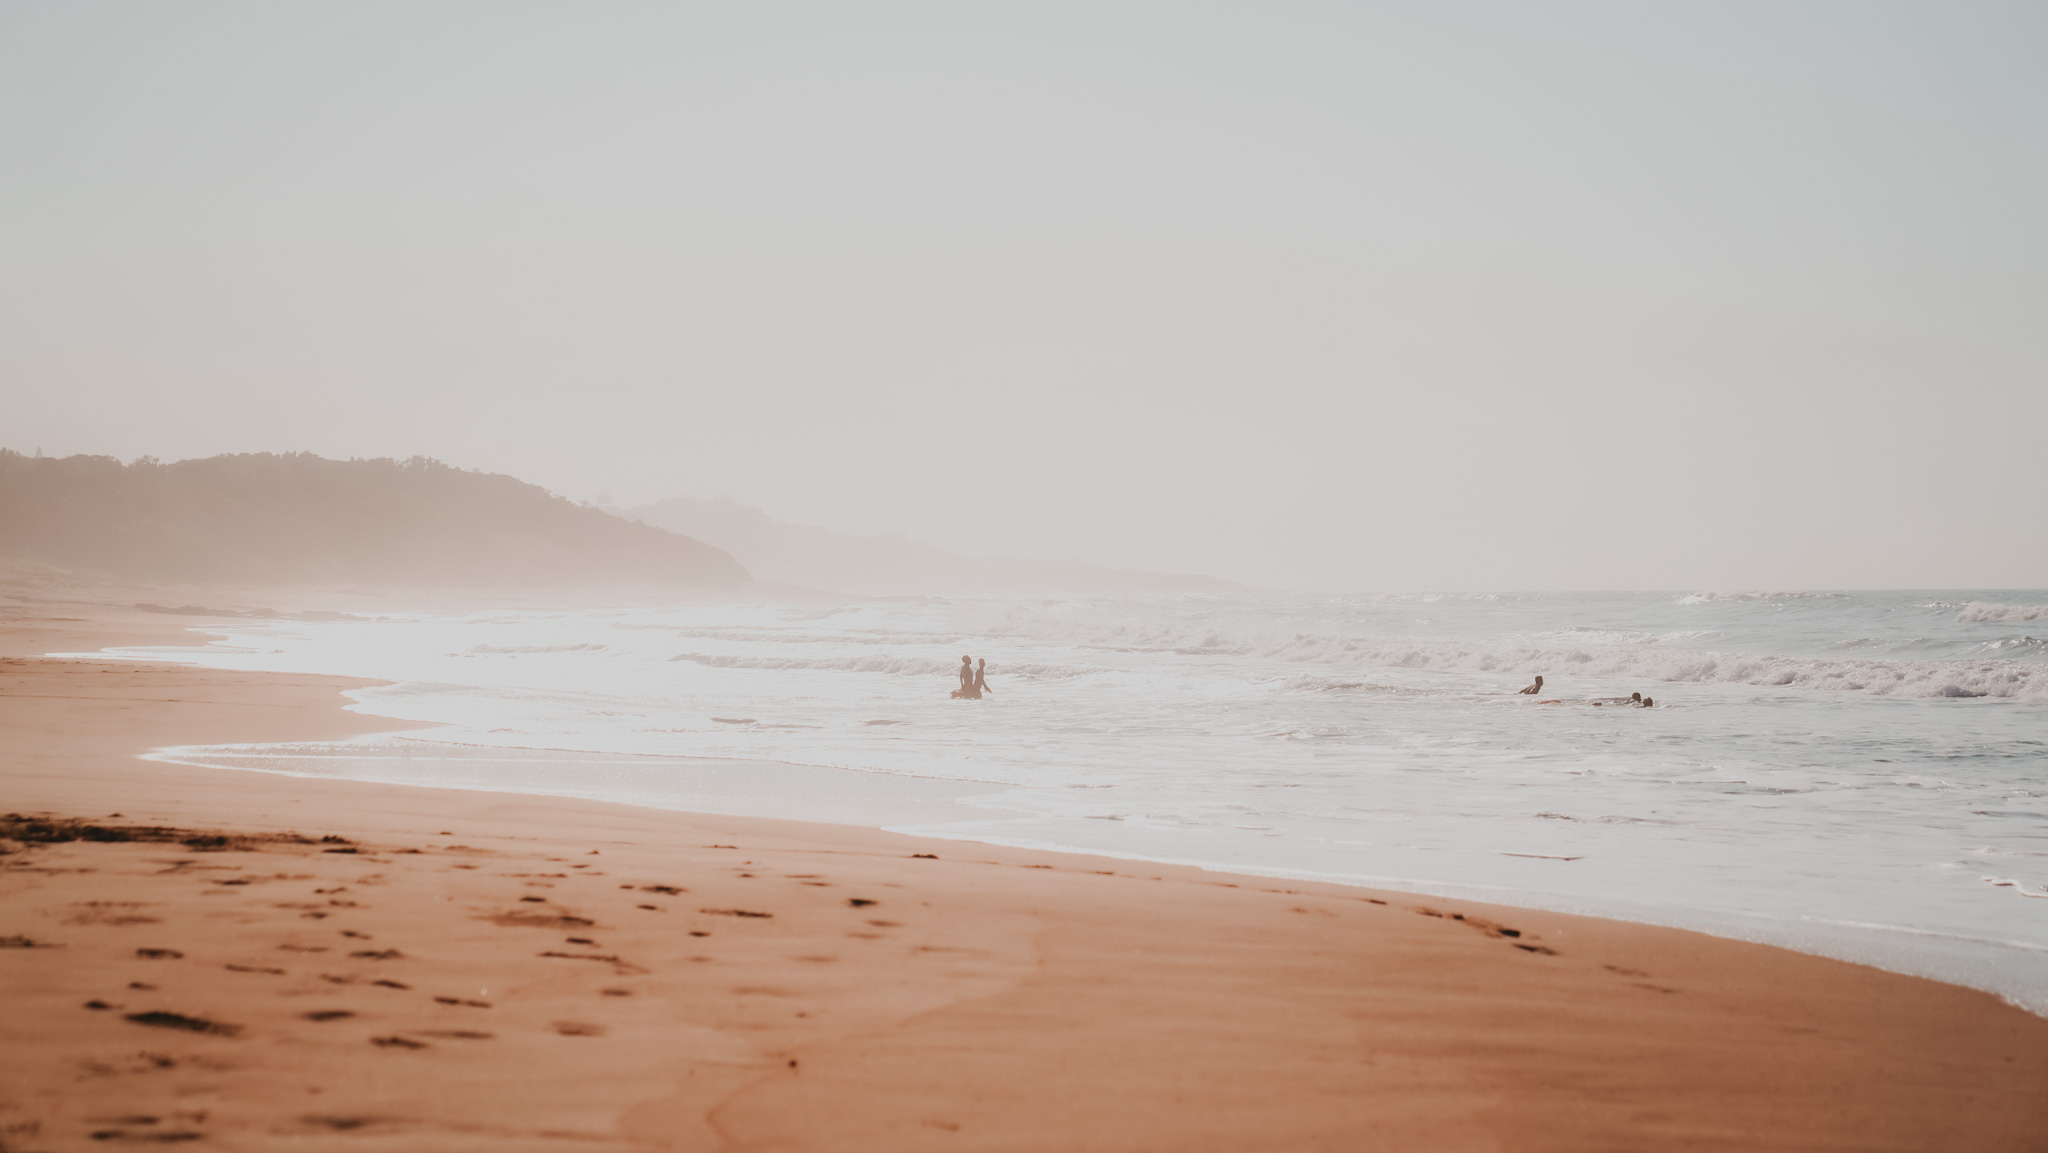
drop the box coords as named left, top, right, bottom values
left=1639, top=696, right=1655, bottom=707
left=1517, top=676, right=1544, bottom=695
left=952, top=655, right=978, bottom=699
left=974, top=658, right=992, bottom=697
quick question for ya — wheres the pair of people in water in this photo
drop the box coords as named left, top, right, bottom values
left=952, top=656, right=993, bottom=700
left=1517, top=675, right=1654, bottom=706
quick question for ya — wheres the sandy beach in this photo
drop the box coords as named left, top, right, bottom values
left=3, top=598, right=2046, bottom=1152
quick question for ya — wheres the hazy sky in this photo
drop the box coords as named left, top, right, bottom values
left=3, top=2, right=2043, bottom=590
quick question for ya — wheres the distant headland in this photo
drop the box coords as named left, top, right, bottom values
left=0, top=451, right=748, bottom=587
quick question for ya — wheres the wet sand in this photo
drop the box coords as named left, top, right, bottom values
left=3, top=599, right=2046, bottom=1151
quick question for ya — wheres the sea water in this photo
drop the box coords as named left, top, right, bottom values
left=90, top=590, right=2047, bottom=1012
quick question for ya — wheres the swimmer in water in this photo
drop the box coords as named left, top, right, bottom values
left=950, top=655, right=979, bottom=699
left=974, top=658, right=992, bottom=697
left=1517, top=676, right=1544, bottom=695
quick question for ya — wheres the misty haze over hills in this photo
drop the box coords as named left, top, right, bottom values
left=0, top=450, right=1232, bottom=597
left=623, top=497, right=1240, bottom=597
left=0, top=451, right=746, bottom=587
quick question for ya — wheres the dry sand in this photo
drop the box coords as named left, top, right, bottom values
left=2, top=597, right=2046, bottom=1152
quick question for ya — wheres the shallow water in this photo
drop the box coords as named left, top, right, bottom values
left=93, top=589, right=2048, bottom=1013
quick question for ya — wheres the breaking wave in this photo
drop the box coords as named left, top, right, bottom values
left=1677, top=591, right=1844, bottom=604
left=977, top=615, right=2047, bottom=700
left=1313, top=636, right=2046, bottom=700
left=1958, top=603, right=2048, bottom=623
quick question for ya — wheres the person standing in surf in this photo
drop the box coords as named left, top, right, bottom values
left=952, top=655, right=979, bottom=699
left=974, top=658, right=993, bottom=697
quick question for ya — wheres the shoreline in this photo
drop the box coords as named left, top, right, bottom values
left=4, top=599, right=2047, bottom=1149
left=74, top=585, right=2048, bottom=1017
left=144, top=720, right=2048, bottom=1020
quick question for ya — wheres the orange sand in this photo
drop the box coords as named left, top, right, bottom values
left=3, top=601, right=2045, bottom=1151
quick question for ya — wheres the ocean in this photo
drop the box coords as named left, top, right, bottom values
left=95, top=589, right=2047, bottom=1013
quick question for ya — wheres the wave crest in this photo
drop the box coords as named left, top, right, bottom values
left=980, top=615, right=2047, bottom=700
left=1957, top=603, right=2048, bottom=623
left=1677, top=591, right=1843, bottom=604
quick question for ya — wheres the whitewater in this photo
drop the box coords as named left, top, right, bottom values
left=94, top=589, right=2048, bottom=1013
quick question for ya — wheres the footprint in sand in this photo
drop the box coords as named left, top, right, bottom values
left=304, top=1116, right=378, bottom=1132
left=124, top=1011, right=240, bottom=1037
left=66, top=902, right=160, bottom=926
left=89, top=1122, right=205, bottom=1143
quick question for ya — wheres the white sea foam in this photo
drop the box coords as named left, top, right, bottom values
left=1677, top=591, right=1844, bottom=604
left=1958, top=602, right=2048, bottom=623
left=968, top=612, right=2048, bottom=700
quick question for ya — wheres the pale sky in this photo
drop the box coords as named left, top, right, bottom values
left=3, top=2, right=2043, bottom=590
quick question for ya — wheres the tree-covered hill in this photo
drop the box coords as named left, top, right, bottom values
left=0, top=451, right=748, bottom=587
